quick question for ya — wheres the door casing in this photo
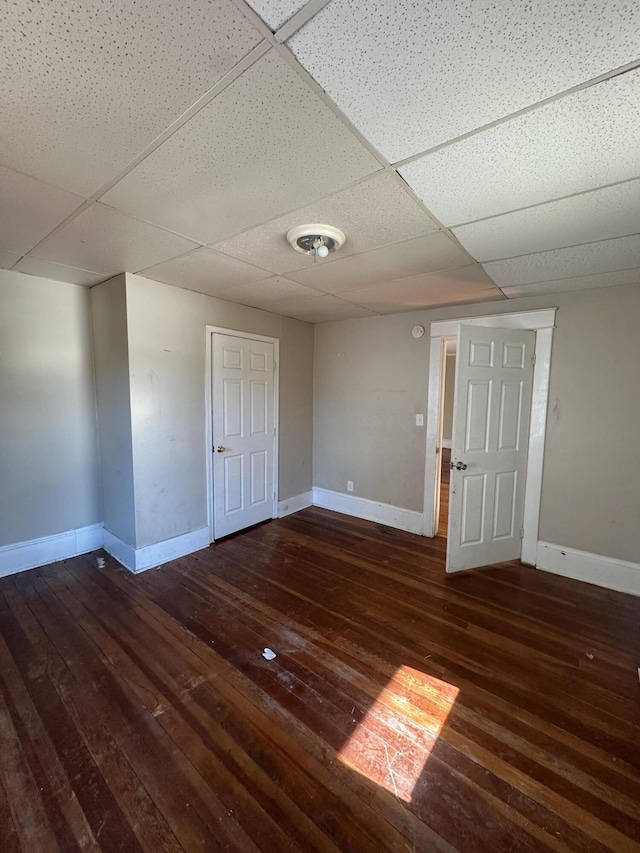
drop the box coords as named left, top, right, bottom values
left=423, top=309, right=556, bottom=565
left=205, top=326, right=280, bottom=543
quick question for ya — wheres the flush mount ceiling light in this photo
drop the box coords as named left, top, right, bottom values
left=286, top=224, right=346, bottom=262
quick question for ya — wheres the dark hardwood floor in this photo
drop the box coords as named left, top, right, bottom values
left=0, top=508, right=639, bottom=852
left=438, top=449, right=451, bottom=537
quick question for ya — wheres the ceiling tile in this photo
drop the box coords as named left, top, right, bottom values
left=502, top=269, right=640, bottom=298
left=483, top=234, right=640, bottom=287
left=267, top=294, right=377, bottom=322
left=30, top=204, right=198, bottom=275
left=0, top=0, right=262, bottom=196
left=338, top=265, right=503, bottom=313
left=0, top=252, right=22, bottom=270
left=246, top=0, right=308, bottom=29
left=453, top=180, right=640, bottom=262
left=213, top=173, right=438, bottom=273
left=214, top=276, right=322, bottom=308
left=0, top=167, right=83, bottom=255
left=400, top=69, right=640, bottom=226
left=13, top=258, right=107, bottom=287
left=139, top=247, right=273, bottom=295
left=102, top=51, right=380, bottom=244
left=289, top=0, right=640, bottom=162
left=287, top=232, right=470, bottom=293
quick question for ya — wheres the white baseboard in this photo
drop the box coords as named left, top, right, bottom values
left=278, top=491, right=313, bottom=518
left=103, top=526, right=210, bottom=573
left=536, top=541, right=640, bottom=597
left=312, top=487, right=424, bottom=535
left=0, top=523, right=104, bottom=578
left=442, top=438, right=452, bottom=449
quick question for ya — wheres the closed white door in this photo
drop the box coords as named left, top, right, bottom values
left=212, top=333, right=275, bottom=539
left=447, top=325, right=535, bottom=573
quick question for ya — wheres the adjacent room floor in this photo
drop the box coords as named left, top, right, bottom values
left=0, top=508, right=639, bottom=852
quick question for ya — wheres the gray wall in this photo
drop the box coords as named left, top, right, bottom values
left=0, top=270, right=101, bottom=546
left=442, top=354, right=455, bottom=442
left=313, top=283, right=640, bottom=565
left=91, top=275, right=137, bottom=546
left=125, top=274, right=314, bottom=549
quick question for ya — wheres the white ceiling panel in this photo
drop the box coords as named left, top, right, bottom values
left=400, top=69, right=640, bottom=226
left=13, top=258, right=107, bottom=287
left=0, top=167, right=83, bottom=255
left=102, top=51, right=379, bottom=244
left=31, top=204, right=198, bottom=275
left=139, top=247, right=272, bottom=295
left=213, top=173, right=438, bottom=273
left=214, top=276, right=322, bottom=308
left=289, top=0, right=640, bottom=162
left=502, top=269, right=640, bottom=298
left=453, top=180, right=640, bottom=262
left=339, top=265, right=503, bottom=313
left=0, top=252, right=22, bottom=270
left=246, top=0, right=308, bottom=30
left=483, top=234, right=640, bottom=287
left=288, top=233, right=470, bottom=293
left=267, top=294, right=377, bottom=322
left=0, top=0, right=262, bottom=196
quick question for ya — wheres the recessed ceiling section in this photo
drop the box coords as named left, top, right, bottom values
left=246, top=0, right=309, bottom=30
left=214, top=276, right=323, bottom=308
left=501, top=268, right=640, bottom=298
left=288, top=232, right=470, bottom=293
left=267, top=294, right=377, bottom=323
left=0, top=167, right=83, bottom=256
left=453, top=180, right=640, bottom=262
left=139, top=247, right=273, bottom=295
left=213, top=173, right=438, bottom=273
left=400, top=69, right=640, bottom=226
left=102, top=50, right=380, bottom=245
left=0, top=0, right=263, bottom=196
left=30, top=203, right=198, bottom=275
left=13, top=258, right=107, bottom=287
left=289, top=0, right=640, bottom=162
left=338, top=265, right=503, bottom=313
left=483, top=234, right=640, bottom=287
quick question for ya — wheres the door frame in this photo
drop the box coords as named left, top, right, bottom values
left=423, top=308, right=556, bottom=565
left=205, top=326, right=280, bottom=544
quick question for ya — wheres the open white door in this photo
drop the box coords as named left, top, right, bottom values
left=212, top=332, right=275, bottom=539
left=447, top=325, right=535, bottom=573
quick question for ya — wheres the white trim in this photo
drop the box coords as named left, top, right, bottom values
left=537, top=542, right=640, bottom=597
left=423, top=309, right=556, bottom=568
left=278, top=491, right=313, bottom=517
left=313, top=487, right=424, bottom=534
left=205, top=326, right=280, bottom=543
left=0, top=523, right=104, bottom=578
left=103, top=526, right=210, bottom=574
left=430, top=309, right=556, bottom=338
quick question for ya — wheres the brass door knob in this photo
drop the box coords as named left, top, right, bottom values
left=216, top=445, right=227, bottom=452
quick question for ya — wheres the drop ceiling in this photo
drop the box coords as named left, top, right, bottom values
left=1, top=0, right=639, bottom=323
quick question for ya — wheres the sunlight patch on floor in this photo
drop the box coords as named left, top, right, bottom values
left=337, top=666, right=459, bottom=802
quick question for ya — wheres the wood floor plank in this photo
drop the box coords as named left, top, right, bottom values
left=1, top=509, right=639, bottom=852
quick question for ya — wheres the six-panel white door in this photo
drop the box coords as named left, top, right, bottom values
left=212, top=333, right=275, bottom=539
left=447, top=325, right=535, bottom=573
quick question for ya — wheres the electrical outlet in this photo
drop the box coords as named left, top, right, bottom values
left=347, top=480, right=354, bottom=492
left=415, top=413, right=424, bottom=426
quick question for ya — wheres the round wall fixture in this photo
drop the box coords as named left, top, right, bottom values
left=411, top=325, right=426, bottom=339
left=286, top=224, right=346, bottom=261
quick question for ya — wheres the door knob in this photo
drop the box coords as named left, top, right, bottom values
left=450, top=460, right=468, bottom=470
left=216, top=445, right=227, bottom=453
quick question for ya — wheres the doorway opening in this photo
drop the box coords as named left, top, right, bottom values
left=437, top=340, right=456, bottom=537
left=423, top=309, right=556, bottom=572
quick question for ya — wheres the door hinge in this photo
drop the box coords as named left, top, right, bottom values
left=520, top=528, right=525, bottom=539
left=532, top=354, right=537, bottom=365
